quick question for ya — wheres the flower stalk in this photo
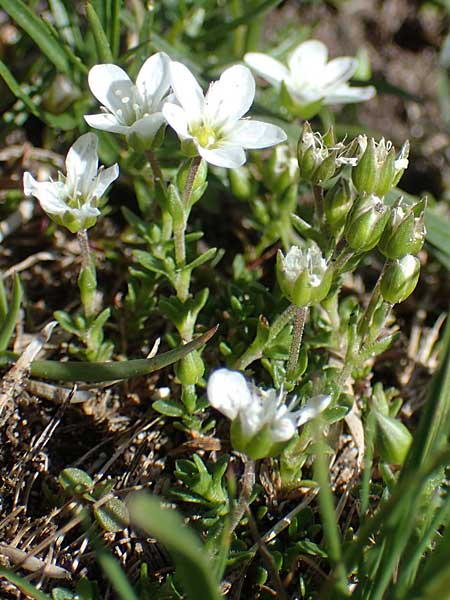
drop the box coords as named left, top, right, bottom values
left=287, top=305, right=308, bottom=381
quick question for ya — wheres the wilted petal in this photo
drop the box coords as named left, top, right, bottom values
left=88, top=64, right=134, bottom=116
left=324, top=83, right=376, bottom=104
left=288, top=40, right=328, bottom=82
left=226, top=120, right=287, bottom=149
left=244, top=52, right=289, bottom=87
left=204, top=65, right=255, bottom=125
left=65, top=133, right=98, bottom=191
left=162, top=102, right=190, bottom=139
left=23, top=173, right=67, bottom=215
left=136, top=52, right=171, bottom=107
left=198, top=143, right=246, bottom=168
left=323, top=57, right=357, bottom=87
left=84, top=112, right=131, bottom=134
left=207, top=368, right=252, bottom=420
left=93, top=164, right=119, bottom=199
left=296, top=394, right=331, bottom=427
left=169, top=61, right=204, bottom=125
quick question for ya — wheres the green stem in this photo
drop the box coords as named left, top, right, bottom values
left=182, top=156, right=202, bottom=208
left=333, top=244, right=355, bottom=275
left=77, top=229, right=96, bottom=319
left=234, top=305, right=297, bottom=370
left=313, top=184, right=324, bottom=227
left=358, top=261, right=389, bottom=339
left=287, top=306, right=308, bottom=381
left=147, top=150, right=172, bottom=241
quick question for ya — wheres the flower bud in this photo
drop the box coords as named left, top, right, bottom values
left=264, top=144, right=299, bottom=193
left=344, top=193, right=389, bottom=252
left=297, top=123, right=337, bottom=184
left=375, top=411, right=412, bottom=465
left=378, top=199, right=426, bottom=259
left=324, top=178, right=355, bottom=234
left=352, top=136, right=409, bottom=197
left=379, top=255, right=420, bottom=304
left=177, top=159, right=208, bottom=207
left=228, top=166, right=254, bottom=200
left=277, top=242, right=332, bottom=306
left=175, top=350, right=205, bottom=386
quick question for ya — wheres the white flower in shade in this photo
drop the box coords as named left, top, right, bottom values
left=207, top=368, right=331, bottom=459
left=23, top=133, right=119, bottom=233
left=162, top=62, right=287, bottom=168
left=244, top=40, right=375, bottom=111
left=85, top=52, right=171, bottom=148
left=277, top=242, right=332, bottom=307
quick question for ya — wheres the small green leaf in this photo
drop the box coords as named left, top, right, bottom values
left=59, top=467, right=94, bottom=493
left=86, top=3, right=113, bottom=63
left=152, top=399, right=184, bottom=417
left=94, top=497, right=130, bottom=532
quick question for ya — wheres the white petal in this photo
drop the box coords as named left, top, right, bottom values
left=130, top=113, right=166, bottom=144
left=136, top=52, right=171, bottom=107
left=288, top=40, right=328, bottom=80
left=23, top=173, right=67, bottom=215
left=88, top=64, right=134, bottom=117
left=204, top=65, right=255, bottom=126
left=324, top=83, right=376, bottom=104
left=85, top=113, right=131, bottom=134
left=169, top=61, right=204, bottom=125
left=244, top=52, right=289, bottom=87
left=71, top=204, right=101, bottom=220
left=92, top=164, right=119, bottom=199
left=270, top=416, right=296, bottom=442
left=198, top=143, right=246, bottom=168
left=323, top=57, right=357, bottom=87
left=162, top=102, right=190, bottom=139
left=296, top=394, right=331, bottom=427
left=226, top=120, right=287, bottom=149
left=207, top=368, right=252, bottom=420
left=65, top=133, right=98, bottom=190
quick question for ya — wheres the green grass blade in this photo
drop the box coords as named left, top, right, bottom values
left=86, top=3, right=114, bottom=63
left=0, top=567, right=51, bottom=599
left=48, top=0, right=76, bottom=48
left=0, top=274, right=22, bottom=352
left=425, top=209, right=450, bottom=271
left=110, top=0, right=121, bottom=57
left=130, top=493, right=221, bottom=600
left=96, top=548, right=139, bottom=600
left=0, top=275, right=8, bottom=321
left=0, top=0, right=70, bottom=74
left=29, top=325, right=218, bottom=382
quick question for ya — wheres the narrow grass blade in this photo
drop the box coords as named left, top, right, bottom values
left=0, top=0, right=70, bottom=74
left=0, top=567, right=51, bottom=600
left=29, top=325, right=218, bottom=382
left=0, top=274, right=22, bottom=352
left=86, top=3, right=114, bottom=63
left=110, top=0, right=121, bottom=57
left=129, top=492, right=221, bottom=600
left=96, top=548, right=139, bottom=600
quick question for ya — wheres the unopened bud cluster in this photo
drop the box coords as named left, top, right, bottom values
left=294, top=124, right=425, bottom=306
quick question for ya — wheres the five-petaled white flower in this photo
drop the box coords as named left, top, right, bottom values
left=207, top=368, right=330, bottom=458
left=23, top=133, right=119, bottom=233
left=162, top=62, right=287, bottom=168
left=85, top=52, right=171, bottom=148
left=244, top=39, right=375, bottom=111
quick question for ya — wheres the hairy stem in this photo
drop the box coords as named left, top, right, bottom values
left=287, top=306, right=308, bottom=381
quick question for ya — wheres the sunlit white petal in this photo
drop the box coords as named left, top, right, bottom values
left=23, top=174, right=67, bottom=215
left=88, top=64, right=134, bottom=115
left=296, top=394, right=331, bottom=426
left=162, top=102, right=191, bottom=139
left=323, top=57, right=357, bottom=87
left=207, top=368, right=252, bottom=420
left=65, top=133, right=99, bottom=193
left=93, top=164, right=120, bottom=199
left=169, top=61, right=204, bottom=125
left=198, top=144, right=246, bottom=168
left=84, top=113, right=130, bottom=134
left=288, top=40, right=328, bottom=81
left=324, top=83, right=376, bottom=104
left=130, top=113, right=166, bottom=142
left=244, top=52, right=289, bottom=87
left=226, top=120, right=287, bottom=149
left=136, top=52, right=171, bottom=107
left=204, top=65, right=255, bottom=125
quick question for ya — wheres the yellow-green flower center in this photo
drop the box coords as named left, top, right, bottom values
left=191, top=124, right=219, bottom=148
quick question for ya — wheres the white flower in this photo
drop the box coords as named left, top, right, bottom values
left=85, top=52, right=171, bottom=147
left=280, top=243, right=327, bottom=287
left=23, top=133, right=119, bottom=233
left=162, top=62, right=287, bottom=168
left=244, top=39, right=375, bottom=108
left=207, top=368, right=331, bottom=448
